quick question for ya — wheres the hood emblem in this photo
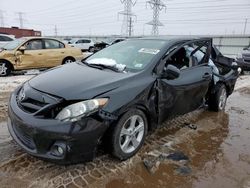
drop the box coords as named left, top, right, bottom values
left=18, top=89, right=26, bottom=102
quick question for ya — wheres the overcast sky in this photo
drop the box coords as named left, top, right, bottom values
left=0, top=0, right=250, bottom=36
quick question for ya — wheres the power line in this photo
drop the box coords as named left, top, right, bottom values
left=118, top=0, right=137, bottom=36
left=146, top=0, right=166, bottom=35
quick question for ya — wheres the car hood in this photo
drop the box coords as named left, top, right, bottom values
left=28, top=62, right=134, bottom=100
left=0, top=49, right=14, bottom=57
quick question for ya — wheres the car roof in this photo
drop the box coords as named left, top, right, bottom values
left=137, top=36, right=212, bottom=42
left=20, top=36, right=63, bottom=41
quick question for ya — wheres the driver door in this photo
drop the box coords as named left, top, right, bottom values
left=16, top=39, right=44, bottom=69
left=157, top=39, right=213, bottom=124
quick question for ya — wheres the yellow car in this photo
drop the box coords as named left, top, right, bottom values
left=0, top=37, right=84, bottom=76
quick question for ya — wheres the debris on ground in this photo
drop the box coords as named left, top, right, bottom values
left=143, top=147, right=190, bottom=174
left=183, top=122, right=198, bottom=130
left=165, top=151, right=189, bottom=161
left=174, top=165, right=192, bottom=176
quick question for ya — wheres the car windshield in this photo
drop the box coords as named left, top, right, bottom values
left=85, top=40, right=167, bottom=72
left=2, top=38, right=26, bottom=50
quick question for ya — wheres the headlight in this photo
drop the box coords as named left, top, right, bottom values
left=56, top=98, right=108, bottom=122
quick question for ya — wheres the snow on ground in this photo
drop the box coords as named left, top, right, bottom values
left=0, top=75, right=33, bottom=93
left=234, top=75, right=250, bottom=90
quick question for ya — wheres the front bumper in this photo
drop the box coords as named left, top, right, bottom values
left=8, top=91, right=110, bottom=164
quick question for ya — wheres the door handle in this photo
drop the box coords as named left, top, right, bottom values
left=202, top=73, right=211, bottom=80
left=38, top=53, right=43, bottom=55
left=61, top=52, right=65, bottom=54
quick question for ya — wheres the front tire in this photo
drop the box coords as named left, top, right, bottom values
left=111, top=109, right=148, bottom=160
left=208, top=83, right=227, bottom=112
left=0, top=62, right=11, bottom=77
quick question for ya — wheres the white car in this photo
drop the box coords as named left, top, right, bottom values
left=0, top=34, right=15, bottom=48
left=69, top=38, right=95, bottom=52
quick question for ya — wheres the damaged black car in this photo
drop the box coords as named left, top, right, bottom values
left=8, top=38, right=239, bottom=164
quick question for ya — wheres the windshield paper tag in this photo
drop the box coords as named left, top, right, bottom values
left=139, top=48, right=160, bottom=55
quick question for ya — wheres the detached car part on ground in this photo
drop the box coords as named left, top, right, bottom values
left=7, top=38, right=240, bottom=164
left=0, top=37, right=84, bottom=76
left=236, top=45, right=250, bottom=73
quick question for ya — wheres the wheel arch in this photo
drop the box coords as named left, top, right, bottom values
left=116, top=103, right=154, bottom=132
left=62, top=56, right=76, bottom=64
left=211, top=81, right=229, bottom=96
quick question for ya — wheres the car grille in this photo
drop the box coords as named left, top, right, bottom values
left=12, top=122, right=35, bottom=150
left=17, top=97, right=48, bottom=114
left=16, top=84, right=60, bottom=115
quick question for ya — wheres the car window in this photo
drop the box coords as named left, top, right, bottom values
left=45, top=39, right=65, bottom=49
left=0, top=36, right=13, bottom=41
left=76, top=40, right=83, bottom=44
left=25, top=40, right=43, bottom=50
left=83, top=40, right=91, bottom=43
left=165, top=41, right=209, bottom=70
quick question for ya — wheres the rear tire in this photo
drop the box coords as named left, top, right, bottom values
left=208, top=83, right=227, bottom=112
left=62, top=57, right=75, bottom=64
left=111, top=109, right=148, bottom=160
left=0, top=61, right=11, bottom=77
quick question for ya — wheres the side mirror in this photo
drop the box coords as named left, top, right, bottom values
left=161, top=64, right=180, bottom=80
left=19, top=46, right=26, bottom=52
left=243, top=47, right=248, bottom=50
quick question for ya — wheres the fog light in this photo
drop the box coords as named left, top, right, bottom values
left=57, top=146, right=64, bottom=155
left=50, top=142, right=67, bottom=157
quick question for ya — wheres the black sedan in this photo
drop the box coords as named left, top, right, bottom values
left=8, top=38, right=239, bottom=164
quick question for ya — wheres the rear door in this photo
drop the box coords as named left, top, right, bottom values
left=157, top=39, right=213, bottom=123
left=41, top=39, right=66, bottom=67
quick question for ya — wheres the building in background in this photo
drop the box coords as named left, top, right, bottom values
left=0, top=27, right=41, bottom=38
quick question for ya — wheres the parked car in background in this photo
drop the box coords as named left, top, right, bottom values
left=0, top=34, right=15, bottom=48
left=0, top=37, right=84, bottom=76
left=93, top=38, right=126, bottom=53
left=109, top=38, right=125, bottom=45
left=8, top=38, right=239, bottom=164
left=68, top=38, right=95, bottom=52
left=236, top=46, right=250, bottom=73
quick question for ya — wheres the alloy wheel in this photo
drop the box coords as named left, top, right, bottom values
left=219, top=88, right=227, bottom=110
left=119, top=115, right=145, bottom=154
left=0, top=63, right=8, bottom=76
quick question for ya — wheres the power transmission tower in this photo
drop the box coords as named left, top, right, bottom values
left=16, top=12, right=25, bottom=28
left=54, top=25, right=58, bottom=37
left=118, top=0, right=137, bottom=36
left=243, top=18, right=248, bottom=35
left=0, top=10, right=5, bottom=27
left=146, top=0, right=166, bottom=36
